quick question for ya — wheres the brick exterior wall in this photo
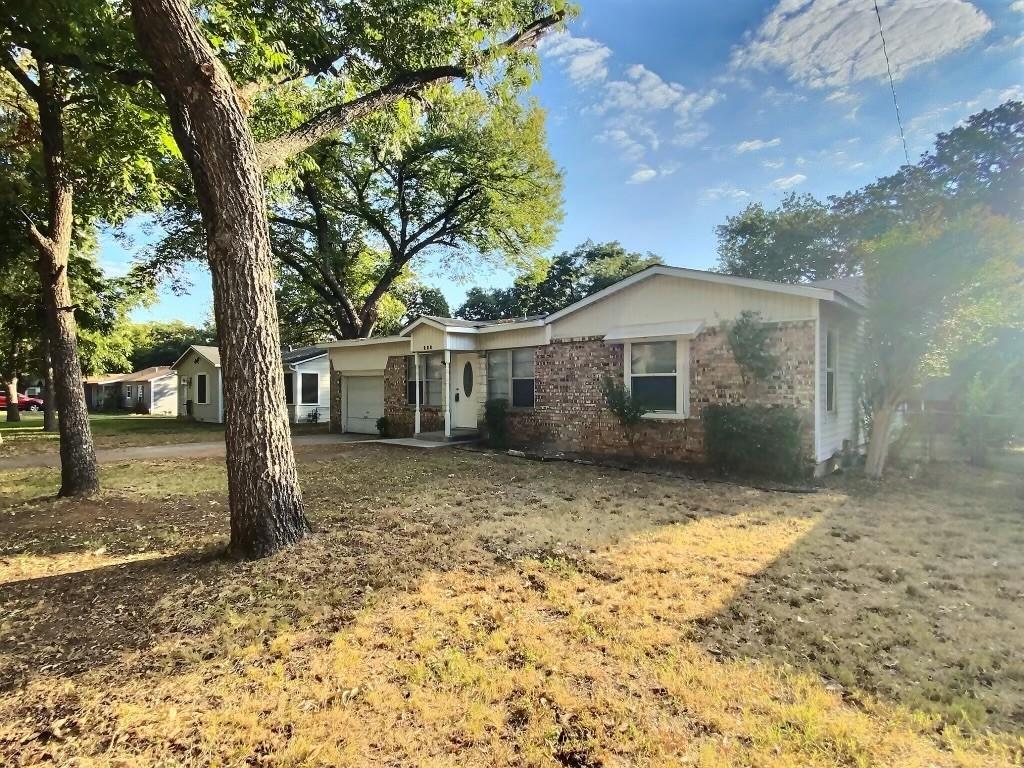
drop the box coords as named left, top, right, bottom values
left=506, top=319, right=816, bottom=462
left=383, top=355, right=443, bottom=436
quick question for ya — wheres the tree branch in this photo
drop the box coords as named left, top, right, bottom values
left=255, top=11, right=564, bottom=168
left=0, top=47, right=40, bottom=101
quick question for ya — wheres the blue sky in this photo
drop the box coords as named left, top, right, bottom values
left=120, top=0, right=1022, bottom=325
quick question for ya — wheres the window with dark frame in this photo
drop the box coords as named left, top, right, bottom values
left=406, top=354, right=443, bottom=407
left=300, top=372, right=319, bottom=405
left=196, top=373, right=208, bottom=404
left=629, top=340, right=677, bottom=412
left=825, top=331, right=836, bottom=413
left=283, top=373, right=294, bottom=405
left=486, top=348, right=535, bottom=408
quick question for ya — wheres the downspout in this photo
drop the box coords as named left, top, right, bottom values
left=443, top=348, right=452, bottom=438
left=813, top=301, right=822, bottom=467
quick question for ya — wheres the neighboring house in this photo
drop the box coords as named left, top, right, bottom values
left=282, top=346, right=331, bottom=424
left=171, top=345, right=223, bottom=423
left=321, top=265, right=865, bottom=474
left=171, top=344, right=331, bottom=424
left=83, top=367, right=176, bottom=413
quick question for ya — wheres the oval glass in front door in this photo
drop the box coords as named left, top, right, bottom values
left=462, top=361, right=474, bottom=396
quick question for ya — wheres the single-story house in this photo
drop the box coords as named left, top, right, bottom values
left=171, top=344, right=331, bottom=424
left=83, top=367, right=177, bottom=414
left=282, top=346, right=331, bottom=424
left=171, top=345, right=223, bottom=423
left=321, top=265, right=865, bottom=473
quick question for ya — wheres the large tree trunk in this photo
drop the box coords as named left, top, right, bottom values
left=41, top=336, right=58, bottom=432
left=31, top=63, right=99, bottom=496
left=131, top=0, right=310, bottom=559
left=864, top=401, right=898, bottom=480
left=4, top=377, right=20, bottom=423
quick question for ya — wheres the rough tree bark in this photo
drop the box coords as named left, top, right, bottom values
left=4, top=377, right=20, bottom=423
left=25, top=62, right=99, bottom=495
left=864, top=400, right=898, bottom=480
left=130, top=0, right=310, bottom=558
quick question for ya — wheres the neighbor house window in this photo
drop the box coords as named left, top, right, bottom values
left=196, top=373, right=208, bottom=404
left=300, top=372, right=319, bottom=405
left=825, top=331, right=836, bottom=413
left=283, top=372, right=294, bottom=405
left=629, top=340, right=677, bottom=413
left=487, top=348, right=535, bottom=408
left=407, top=353, right=442, bottom=407
left=137, top=385, right=144, bottom=400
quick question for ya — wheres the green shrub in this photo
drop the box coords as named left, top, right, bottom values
left=375, top=416, right=391, bottom=437
left=726, top=310, right=779, bottom=386
left=703, top=404, right=806, bottom=480
left=485, top=398, right=510, bottom=449
left=600, top=376, right=647, bottom=455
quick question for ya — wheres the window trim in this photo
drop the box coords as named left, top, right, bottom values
left=825, top=330, right=836, bottom=414
left=406, top=353, right=443, bottom=407
left=486, top=348, right=536, bottom=409
left=196, top=373, right=209, bottom=405
left=299, top=371, right=320, bottom=406
left=623, top=337, right=690, bottom=420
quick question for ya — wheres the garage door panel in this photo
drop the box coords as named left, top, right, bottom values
left=345, top=376, right=384, bottom=434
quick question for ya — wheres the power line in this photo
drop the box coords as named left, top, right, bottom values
left=873, top=0, right=911, bottom=166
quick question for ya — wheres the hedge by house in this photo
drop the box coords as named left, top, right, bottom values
left=703, top=404, right=806, bottom=480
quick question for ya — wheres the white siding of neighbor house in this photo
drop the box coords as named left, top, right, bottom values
left=817, top=302, right=862, bottom=461
left=175, top=354, right=221, bottom=423
left=150, top=376, right=178, bottom=415
left=550, top=273, right=817, bottom=340
left=286, top=355, right=331, bottom=424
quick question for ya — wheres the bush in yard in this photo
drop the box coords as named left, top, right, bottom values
left=485, top=399, right=510, bottom=449
left=726, top=310, right=779, bottom=387
left=703, top=404, right=806, bottom=480
left=375, top=416, right=391, bottom=438
left=600, top=376, right=648, bottom=456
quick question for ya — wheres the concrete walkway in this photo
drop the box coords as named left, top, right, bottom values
left=0, top=433, right=373, bottom=470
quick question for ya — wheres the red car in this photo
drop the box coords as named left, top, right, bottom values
left=0, top=392, right=44, bottom=412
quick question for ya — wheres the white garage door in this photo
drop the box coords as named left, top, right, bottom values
left=345, top=376, right=384, bottom=434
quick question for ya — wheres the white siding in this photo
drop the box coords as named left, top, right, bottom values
left=477, top=325, right=548, bottom=350
left=287, top=355, right=331, bottom=424
left=550, top=273, right=816, bottom=340
left=327, top=340, right=409, bottom=374
left=408, top=325, right=445, bottom=352
left=150, top=376, right=178, bottom=415
left=817, top=303, right=862, bottom=460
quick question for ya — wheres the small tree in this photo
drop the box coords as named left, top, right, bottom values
left=726, top=310, right=778, bottom=388
left=600, top=376, right=647, bottom=457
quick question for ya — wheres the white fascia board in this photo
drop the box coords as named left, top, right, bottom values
left=604, top=319, right=705, bottom=343
left=318, top=336, right=408, bottom=348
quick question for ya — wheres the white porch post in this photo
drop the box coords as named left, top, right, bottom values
left=443, top=348, right=452, bottom=438
left=414, top=352, right=421, bottom=435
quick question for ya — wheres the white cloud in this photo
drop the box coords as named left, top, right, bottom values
left=540, top=32, right=612, bottom=84
left=700, top=184, right=751, bottom=204
left=1012, top=0, right=1024, bottom=11
left=601, top=64, right=687, bottom=112
left=735, top=137, right=782, bottom=153
left=627, top=166, right=658, bottom=184
left=762, top=159, right=784, bottom=169
left=673, top=126, right=711, bottom=147
left=769, top=174, right=807, bottom=190
left=732, top=0, right=992, bottom=89
left=902, top=84, right=1024, bottom=152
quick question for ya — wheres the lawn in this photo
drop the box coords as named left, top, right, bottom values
left=0, top=445, right=1021, bottom=766
left=0, top=413, right=327, bottom=457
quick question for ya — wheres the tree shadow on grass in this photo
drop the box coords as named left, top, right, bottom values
left=692, top=459, right=1024, bottom=738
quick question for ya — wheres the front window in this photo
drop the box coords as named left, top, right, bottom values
left=487, top=348, right=536, bottom=408
left=629, top=340, right=677, bottom=412
left=196, top=373, right=208, bottom=404
left=407, top=353, right=443, bottom=407
left=300, top=372, right=319, bottom=405
left=284, top=373, right=294, bottom=405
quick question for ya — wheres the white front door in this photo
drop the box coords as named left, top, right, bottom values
left=452, top=353, right=479, bottom=429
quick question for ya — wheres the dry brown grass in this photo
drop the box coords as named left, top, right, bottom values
left=1, top=445, right=1021, bottom=767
